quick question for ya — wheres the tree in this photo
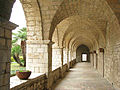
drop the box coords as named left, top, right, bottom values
left=11, top=44, right=23, bottom=66
left=12, top=27, right=27, bottom=67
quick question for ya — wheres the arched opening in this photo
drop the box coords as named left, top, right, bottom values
left=10, top=0, right=27, bottom=76
left=76, top=45, right=90, bottom=62
left=9, top=0, right=45, bottom=89
left=82, top=53, right=87, bottom=62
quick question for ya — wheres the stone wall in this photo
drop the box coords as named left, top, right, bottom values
left=97, top=48, right=104, bottom=77
left=0, top=17, right=17, bottom=90
left=63, top=48, right=67, bottom=65
left=10, top=59, right=76, bottom=90
left=76, top=45, right=90, bottom=62
left=101, top=5, right=120, bottom=89
left=51, top=67, right=61, bottom=87
left=62, top=64, right=68, bottom=76
left=51, top=59, right=76, bottom=88
left=26, top=40, right=52, bottom=74
left=52, top=48, right=62, bottom=70
left=69, top=59, right=76, bottom=68
left=104, top=44, right=120, bottom=89
left=11, top=74, right=47, bottom=90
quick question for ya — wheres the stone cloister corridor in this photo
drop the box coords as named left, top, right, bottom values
left=53, top=63, right=115, bottom=90
left=0, top=0, right=120, bottom=90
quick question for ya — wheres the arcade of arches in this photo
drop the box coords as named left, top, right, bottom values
left=0, top=0, right=120, bottom=90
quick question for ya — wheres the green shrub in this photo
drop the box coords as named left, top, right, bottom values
left=11, top=56, right=24, bottom=63
left=11, top=57, right=15, bottom=62
left=19, top=56, right=24, bottom=64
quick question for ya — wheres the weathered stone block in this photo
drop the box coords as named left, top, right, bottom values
left=5, top=30, right=11, bottom=39
left=0, top=28, right=4, bottom=37
left=0, top=38, right=5, bottom=46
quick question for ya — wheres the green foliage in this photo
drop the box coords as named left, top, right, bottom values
left=18, top=70, right=30, bottom=72
left=11, top=27, right=27, bottom=64
left=12, top=27, right=27, bottom=42
left=11, top=56, right=24, bottom=62
left=11, top=63, right=26, bottom=75
left=11, top=57, right=15, bottom=62
left=11, top=45, right=21, bottom=56
left=20, top=57, right=24, bottom=64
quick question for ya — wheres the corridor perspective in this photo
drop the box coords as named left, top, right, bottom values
left=1, top=0, right=120, bottom=90
left=53, top=63, right=115, bottom=90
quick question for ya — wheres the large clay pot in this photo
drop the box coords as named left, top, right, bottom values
left=16, top=70, right=31, bottom=80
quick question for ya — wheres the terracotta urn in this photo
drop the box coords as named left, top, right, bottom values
left=16, top=70, right=31, bottom=80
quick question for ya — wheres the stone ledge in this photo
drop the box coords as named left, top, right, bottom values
left=0, top=17, right=18, bottom=30
left=10, top=73, right=45, bottom=89
left=26, top=40, right=54, bottom=45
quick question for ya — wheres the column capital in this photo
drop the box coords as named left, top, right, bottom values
left=43, top=40, right=54, bottom=45
left=0, top=17, right=18, bottom=30
left=93, top=50, right=96, bottom=53
left=26, top=40, right=55, bottom=45
left=89, top=52, right=93, bottom=54
left=99, top=48, right=104, bottom=52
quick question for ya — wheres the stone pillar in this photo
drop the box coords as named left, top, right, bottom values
left=98, top=48, right=104, bottom=77
left=70, top=51, right=73, bottom=61
left=26, top=40, right=54, bottom=89
left=69, top=50, right=71, bottom=61
left=63, top=48, right=67, bottom=65
left=93, top=51, right=97, bottom=69
left=90, top=52, right=93, bottom=65
left=0, top=18, right=17, bottom=89
left=52, top=48, right=63, bottom=70
left=26, top=40, right=53, bottom=75
left=61, top=48, right=64, bottom=67
left=90, top=52, right=94, bottom=67
left=67, top=49, right=70, bottom=70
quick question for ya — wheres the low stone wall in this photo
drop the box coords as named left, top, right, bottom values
left=50, top=60, right=76, bottom=88
left=10, top=59, right=77, bottom=90
left=52, top=68, right=61, bottom=83
left=10, top=74, right=47, bottom=90
left=69, top=59, right=76, bottom=68
left=62, top=64, right=68, bottom=75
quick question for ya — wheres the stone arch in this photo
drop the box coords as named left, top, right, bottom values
left=52, top=15, right=106, bottom=49
left=0, top=0, right=16, bottom=20
left=49, top=0, right=120, bottom=42
left=20, top=0, right=43, bottom=41
left=76, top=45, right=90, bottom=62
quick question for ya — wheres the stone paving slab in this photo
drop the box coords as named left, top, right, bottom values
left=52, top=63, right=116, bottom=90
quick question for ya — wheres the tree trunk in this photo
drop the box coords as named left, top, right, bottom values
left=13, top=54, right=23, bottom=66
left=21, top=40, right=26, bottom=67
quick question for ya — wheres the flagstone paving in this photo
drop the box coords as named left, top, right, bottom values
left=53, top=63, right=116, bottom=90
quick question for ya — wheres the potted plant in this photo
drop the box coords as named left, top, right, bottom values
left=16, top=70, right=31, bottom=80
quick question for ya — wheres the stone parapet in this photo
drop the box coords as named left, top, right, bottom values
left=10, top=73, right=47, bottom=90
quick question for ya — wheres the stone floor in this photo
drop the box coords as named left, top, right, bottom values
left=52, top=63, right=115, bottom=90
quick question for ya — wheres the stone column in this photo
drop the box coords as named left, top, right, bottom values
left=26, top=40, right=53, bottom=75
left=98, top=48, right=104, bottom=77
left=52, top=48, right=63, bottom=70
left=90, top=52, right=93, bottom=66
left=91, top=52, right=94, bottom=67
left=61, top=48, right=64, bottom=67
left=70, top=51, right=73, bottom=61
left=67, top=49, right=70, bottom=70
left=0, top=18, right=17, bottom=89
left=26, top=40, right=54, bottom=89
left=63, top=48, right=67, bottom=65
left=93, top=51, right=97, bottom=69
left=69, top=50, right=71, bottom=61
